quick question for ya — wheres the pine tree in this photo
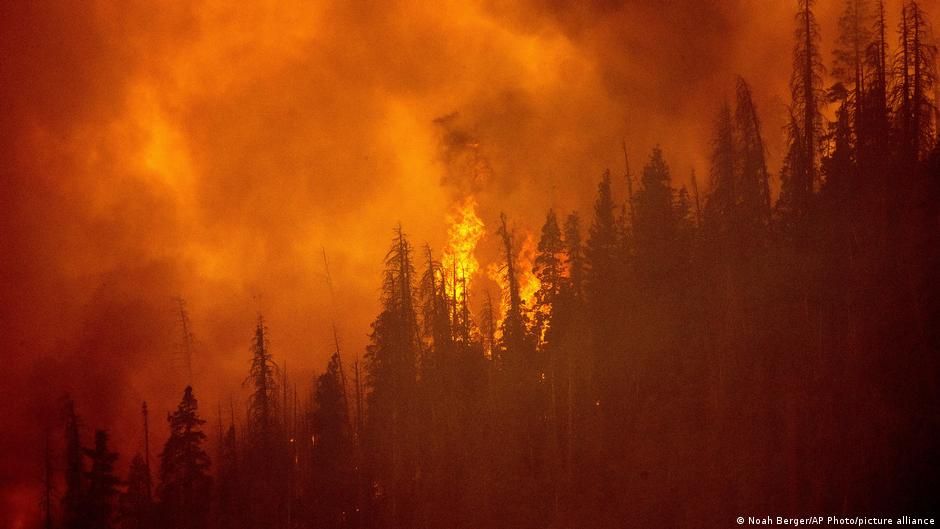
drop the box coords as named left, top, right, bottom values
left=585, top=171, right=619, bottom=298
left=562, top=214, right=584, bottom=300
left=158, top=386, right=212, bottom=529
left=214, top=422, right=240, bottom=529
left=634, top=146, right=678, bottom=280
left=119, top=454, right=153, bottom=529
left=834, top=0, right=875, bottom=148
left=62, top=396, right=87, bottom=529
left=533, top=209, right=563, bottom=348
left=310, top=352, right=356, bottom=528
left=706, top=79, right=771, bottom=251
left=855, top=0, right=893, bottom=190
left=823, top=85, right=856, bottom=199
left=894, top=0, right=937, bottom=161
left=706, top=102, right=736, bottom=236
left=735, top=77, right=773, bottom=233
left=83, top=430, right=119, bottom=529
left=246, top=316, right=278, bottom=441
left=243, top=315, right=287, bottom=528
left=868, top=0, right=890, bottom=121
left=496, top=213, right=529, bottom=362
left=365, top=225, right=420, bottom=529
left=419, top=245, right=453, bottom=356
left=782, top=0, right=826, bottom=218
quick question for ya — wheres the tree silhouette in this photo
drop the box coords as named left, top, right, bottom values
left=119, top=454, right=153, bottom=529
left=62, top=397, right=86, bottom=529
left=365, top=226, right=420, bottom=529
left=310, top=352, right=356, bottom=529
left=158, top=386, right=212, bottom=529
left=214, top=421, right=241, bottom=529
left=894, top=0, right=937, bottom=162
left=782, top=0, right=826, bottom=218
left=834, top=0, right=875, bottom=150
left=496, top=213, right=529, bottom=362
left=83, top=430, right=120, bottom=529
left=562, top=214, right=584, bottom=300
left=533, top=209, right=563, bottom=348
left=246, top=316, right=278, bottom=440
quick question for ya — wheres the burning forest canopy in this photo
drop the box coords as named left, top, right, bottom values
left=2, top=0, right=940, bottom=528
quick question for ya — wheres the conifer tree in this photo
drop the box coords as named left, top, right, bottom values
left=83, top=430, right=119, bottom=529
left=706, top=79, right=770, bottom=250
left=419, top=245, right=452, bottom=355
left=119, top=454, right=153, bottom=529
left=823, top=85, right=856, bottom=199
left=857, top=0, right=893, bottom=179
left=247, top=316, right=278, bottom=441
left=533, top=209, right=563, bottom=348
left=834, top=0, right=875, bottom=147
left=62, top=397, right=87, bottom=529
left=365, top=226, right=420, bottom=529
left=562, top=214, right=584, bottom=300
left=311, top=352, right=356, bottom=528
left=782, top=0, right=826, bottom=218
left=243, top=316, right=286, bottom=529
left=634, top=146, right=678, bottom=279
left=735, top=78, right=773, bottom=233
left=158, top=386, right=212, bottom=529
left=214, top=422, right=240, bottom=529
left=585, top=172, right=619, bottom=297
left=894, top=0, right=937, bottom=161
left=496, top=213, right=530, bottom=362
left=869, top=0, right=890, bottom=109
left=706, top=103, right=736, bottom=236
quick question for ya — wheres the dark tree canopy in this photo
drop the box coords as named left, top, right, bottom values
left=158, top=386, right=212, bottom=529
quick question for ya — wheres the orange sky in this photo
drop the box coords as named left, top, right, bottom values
left=1, top=1, right=938, bottom=526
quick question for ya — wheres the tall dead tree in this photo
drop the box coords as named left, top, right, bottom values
left=174, top=297, right=196, bottom=385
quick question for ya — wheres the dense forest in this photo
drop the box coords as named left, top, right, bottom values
left=37, top=0, right=939, bottom=527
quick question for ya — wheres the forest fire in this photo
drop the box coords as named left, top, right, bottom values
left=441, top=196, right=485, bottom=301
left=3, top=1, right=940, bottom=529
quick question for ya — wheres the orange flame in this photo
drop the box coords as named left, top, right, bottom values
left=485, top=229, right=542, bottom=341
left=442, top=196, right=485, bottom=301
left=517, top=232, right=540, bottom=309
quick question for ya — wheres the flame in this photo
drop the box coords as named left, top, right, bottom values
left=442, top=196, right=485, bottom=301
left=517, top=232, right=540, bottom=309
left=485, top=230, right=542, bottom=342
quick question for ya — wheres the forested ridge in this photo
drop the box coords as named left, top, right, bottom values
left=39, top=1, right=940, bottom=528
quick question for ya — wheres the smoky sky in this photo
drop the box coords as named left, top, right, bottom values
left=1, top=0, right=937, bottom=525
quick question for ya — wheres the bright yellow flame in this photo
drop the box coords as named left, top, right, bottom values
left=442, top=196, right=485, bottom=301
